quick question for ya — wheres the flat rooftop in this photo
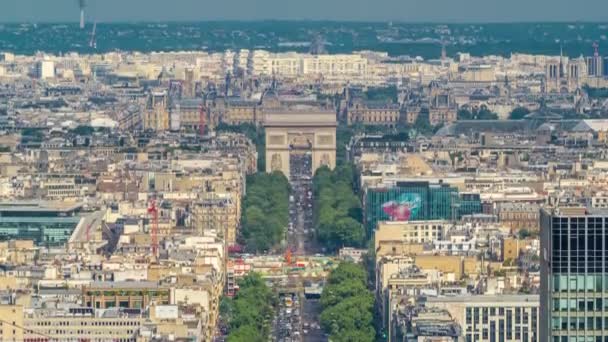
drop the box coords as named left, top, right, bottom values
left=426, top=295, right=538, bottom=304
left=0, top=201, right=83, bottom=213
left=264, top=110, right=337, bottom=127
left=87, top=281, right=162, bottom=290
left=543, top=207, right=608, bottom=217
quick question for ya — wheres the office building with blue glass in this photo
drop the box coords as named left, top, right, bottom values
left=0, top=202, right=83, bottom=246
left=540, top=207, right=608, bottom=342
left=364, top=181, right=482, bottom=234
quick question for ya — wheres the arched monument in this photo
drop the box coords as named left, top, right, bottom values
left=264, top=108, right=336, bottom=179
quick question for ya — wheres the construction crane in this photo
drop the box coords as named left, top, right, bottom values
left=89, top=21, right=97, bottom=49
left=85, top=219, right=96, bottom=241
left=147, top=199, right=159, bottom=259
left=199, top=104, right=207, bottom=137
left=285, top=248, right=293, bottom=265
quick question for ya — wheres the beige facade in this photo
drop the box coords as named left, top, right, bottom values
left=497, top=202, right=540, bottom=232
left=428, top=83, right=457, bottom=126
left=265, top=110, right=336, bottom=179
left=192, top=194, right=238, bottom=244
left=426, top=295, right=539, bottom=342
left=414, top=255, right=466, bottom=280
left=222, top=100, right=260, bottom=125
left=404, top=106, right=421, bottom=125
left=347, top=100, right=401, bottom=127
left=24, top=312, right=144, bottom=342
left=429, top=107, right=457, bottom=126
left=0, top=304, right=24, bottom=342
left=83, top=282, right=170, bottom=309
left=143, top=105, right=170, bottom=131
left=501, top=238, right=535, bottom=261
left=545, top=57, right=586, bottom=93
left=375, top=220, right=450, bottom=246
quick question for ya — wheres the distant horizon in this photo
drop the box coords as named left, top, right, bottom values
left=1, top=19, right=608, bottom=25
left=0, top=21, right=604, bottom=58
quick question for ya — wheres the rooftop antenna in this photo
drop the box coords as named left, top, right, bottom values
left=559, top=43, right=564, bottom=78
left=78, top=0, right=86, bottom=29
left=593, top=41, right=600, bottom=57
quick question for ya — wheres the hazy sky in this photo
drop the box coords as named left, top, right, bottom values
left=3, top=0, right=608, bottom=23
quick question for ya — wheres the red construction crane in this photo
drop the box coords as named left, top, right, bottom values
left=85, top=220, right=95, bottom=241
left=199, top=104, right=206, bottom=137
left=147, top=199, right=159, bottom=259
left=285, top=248, right=293, bottom=265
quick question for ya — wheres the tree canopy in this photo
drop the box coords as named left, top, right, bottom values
left=320, top=262, right=375, bottom=342
left=413, top=108, right=433, bottom=133
left=69, top=125, right=96, bottom=136
left=313, top=165, right=365, bottom=251
left=363, top=86, right=398, bottom=103
left=584, top=85, right=608, bottom=99
left=20, top=128, right=45, bottom=144
left=509, top=107, right=530, bottom=120
left=241, top=171, right=289, bottom=253
left=457, top=105, right=499, bottom=120
left=223, top=273, right=275, bottom=342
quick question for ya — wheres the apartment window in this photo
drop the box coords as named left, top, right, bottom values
left=552, top=317, right=560, bottom=330
left=570, top=317, right=577, bottom=330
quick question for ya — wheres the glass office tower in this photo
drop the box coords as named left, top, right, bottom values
left=364, top=181, right=482, bottom=234
left=540, top=208, right=608, bottom=342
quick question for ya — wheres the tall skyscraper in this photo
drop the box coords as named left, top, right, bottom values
left=587, top=42, right=603, bottom=77
left=79, top=0, right=86, bottom=29
left=540, top=207, right=608, bottom=342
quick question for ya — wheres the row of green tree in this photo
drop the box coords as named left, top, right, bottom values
left=215, top=122, right=266, bottom=171
left=363, top=85, right=399, bottom=103
left=313, top=165, right=365, bottom=251
left=221, top=273, right=276, bottom=342
left=320, top=262, right=376, bottom=342
left=458, top=106, right=535, bottom=121
left=584, top=85, right=608, bottom=99
left=457, top=105, right=499, bottom=120
left=240, top=171, right=289, bottom=253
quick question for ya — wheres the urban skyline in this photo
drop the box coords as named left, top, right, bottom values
left=2, top=2, right=608, bottom=342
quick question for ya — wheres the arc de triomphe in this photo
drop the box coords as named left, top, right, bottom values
left=264, top=109, right=336, bottom=179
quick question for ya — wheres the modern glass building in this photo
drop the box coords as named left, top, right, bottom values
left=0, top=202, right=83, bottom=246
left=364, top=181, right=482, bottom=233
left=540, top=207, right=608, bottom=342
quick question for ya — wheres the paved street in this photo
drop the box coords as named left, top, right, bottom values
left=288, top=152, right=319, bottom=256
left=272, top=151, right=326, bottom=342
left=273, top=292, right=302, bottom=342
left=302, top=297, right=325, bottom=342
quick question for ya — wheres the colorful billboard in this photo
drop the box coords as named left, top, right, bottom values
left=381, top=193, right=422, bottom=221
